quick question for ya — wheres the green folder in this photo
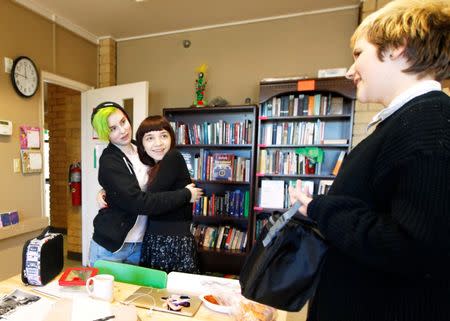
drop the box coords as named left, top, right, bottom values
left=94, top=260, right=167, bottom=289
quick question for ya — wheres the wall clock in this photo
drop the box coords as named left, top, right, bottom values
left=11, top=56, right=39, bottom=98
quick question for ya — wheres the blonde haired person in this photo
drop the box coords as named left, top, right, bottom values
left=289, top=1, right=450, bottom=320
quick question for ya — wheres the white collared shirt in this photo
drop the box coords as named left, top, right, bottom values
left=367, top=80, right=442, bottom=130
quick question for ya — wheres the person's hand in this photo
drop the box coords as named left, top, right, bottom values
left=288, top=179, right=312, bottom=216
left=96, top=189, right=108, bottom=208
left=185, top=183, right=203, bottom=203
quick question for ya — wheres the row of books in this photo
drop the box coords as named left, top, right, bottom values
left=259, top=150, right=323, bottom=175
left=192, top=224, right=247, bottom=251
left=170, top=120, right=253, bottom=145
left=184, top=150, right=250, bottom=182
left=258, top=178, right=337, bottom=209
left=193, top=190, right=250, bottom=217
left=260, top=94, right=345, bottom=117
left=259, top=179, right=314, bottom=209
left=260, top=120, right=347, bottom=146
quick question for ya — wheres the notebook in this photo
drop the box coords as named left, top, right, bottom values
left=121, top=286, right=202, bottom=317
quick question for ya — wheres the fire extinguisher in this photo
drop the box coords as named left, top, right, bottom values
left=69, top=162, right=81, bottom=206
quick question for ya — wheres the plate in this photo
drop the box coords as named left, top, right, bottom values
left=199, top=294, right=232, bottom=314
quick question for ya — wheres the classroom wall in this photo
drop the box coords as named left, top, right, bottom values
left=117, top=8, right=359, bottom=116
left=0, top=0, right=97, bottom=280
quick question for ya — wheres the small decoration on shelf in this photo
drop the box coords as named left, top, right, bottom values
left=194, top=64, right=208, bottom=107
left=208, top=96, right=229, bottom=107
left=295, top=147, right=324, bottom=175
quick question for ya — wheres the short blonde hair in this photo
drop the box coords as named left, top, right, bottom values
left=351, top=0, right=450, bottom=81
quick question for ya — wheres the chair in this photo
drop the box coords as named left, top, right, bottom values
left=93, top=260, right=167, bottom=289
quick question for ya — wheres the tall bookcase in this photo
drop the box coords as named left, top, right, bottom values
left=163, top=105, right=258, bottom=275
left=253, top=77, right=356, bottom=241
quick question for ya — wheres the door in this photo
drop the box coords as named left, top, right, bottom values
left=81, top=81, right=149, bottom=266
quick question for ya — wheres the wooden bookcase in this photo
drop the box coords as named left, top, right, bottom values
left=253, top=77, right=356, bottom=241
left=163, top=105, right=258, bottom=275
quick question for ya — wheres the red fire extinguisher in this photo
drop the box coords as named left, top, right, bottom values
left=69, top=162, right=81, bottom=206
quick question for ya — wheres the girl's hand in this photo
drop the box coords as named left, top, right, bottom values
left=288, top=180, right=312, bottom=216
left=97, top=189, right=108, bottom=208
left=185, top=183, right=203, bottom=203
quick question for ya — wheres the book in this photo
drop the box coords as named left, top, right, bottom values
left=323, top=138, right=348, bottom=144
left=260, top=180, right=285, bottom=209
left=212, top=153, right=234, bottom=181
left=1, top=213, right=11, bottom=227
left=332, top=151, right=346, bottom=176
left=180, top=152, right=194, bottom=177
left=328, top=96, right=344, bottom=115
left=318, top=180, right=333, bottom=195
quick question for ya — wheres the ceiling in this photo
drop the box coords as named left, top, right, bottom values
left=15, top=0, right=361, bottom=43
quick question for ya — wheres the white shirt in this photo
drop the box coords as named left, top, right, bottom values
left=367, top=80, right=442, bottom=130
left=123, top=146, right=149, bottom=243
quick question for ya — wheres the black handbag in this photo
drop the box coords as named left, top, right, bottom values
left=21, top=227, right=64, bottom=286
left=240, top=202, right=328, bottom=312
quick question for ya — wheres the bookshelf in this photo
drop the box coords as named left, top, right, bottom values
left=163, top=105, right=258, bottom=275
left=254, top=77, right=356, bottom=240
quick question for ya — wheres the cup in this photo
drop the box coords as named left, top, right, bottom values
left=85, top=274, right=114, bottom=302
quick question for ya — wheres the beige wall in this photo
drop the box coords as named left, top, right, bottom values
left=0, top=0, right=97, bottom=280
left=118, top=8, right=359, bottom=115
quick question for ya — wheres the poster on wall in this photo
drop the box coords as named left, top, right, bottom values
left=20, top=150, right=42, bottom=174
left=20, top=126, right=41, bottom=149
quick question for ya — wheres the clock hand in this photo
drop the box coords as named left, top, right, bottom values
left=15, top=72, right=26, bottom=78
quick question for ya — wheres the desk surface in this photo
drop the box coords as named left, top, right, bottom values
left=0, top=274, right=287, bottom=321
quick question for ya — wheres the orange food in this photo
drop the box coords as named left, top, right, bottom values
left=204, top=294, right=219, bottom=305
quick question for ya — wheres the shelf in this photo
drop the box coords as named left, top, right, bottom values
left=164, top=105, right=257, bottom=275
left=0, top=216, right=49, bottom=241
left=165, top=105, right=256, bottom=114
left=176, top=144, right=252, bottom=149
left=259, top=114, right=351, bottom=121
left=254, top=207, right=289, bottom=214
left=197, top=247, right=247, bottom=256
left=254, top=76, right=355, bottom=244
left=193, top=179, right=250, bottom=185
left=258, top=144, right=349, bottom=149
left=256, top=173, right=335, bottom=179
left=193, top=215, right=249, bottom=224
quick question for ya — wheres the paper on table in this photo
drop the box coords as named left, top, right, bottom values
left=166, top=272, right=240, bottom=296
left=32, top=279, right=89, bottom=300
left=71, top=297, right=112, bottom=321
left=0, top=289, right=53, bottom=321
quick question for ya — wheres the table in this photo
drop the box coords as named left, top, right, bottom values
left=0, top=274, right=287, bottom=321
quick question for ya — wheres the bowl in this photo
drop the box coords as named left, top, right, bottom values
left=199, top=294, right=232, bottom=314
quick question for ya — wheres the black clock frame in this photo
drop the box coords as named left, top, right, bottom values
left=10, top=56, right=39, bottom=98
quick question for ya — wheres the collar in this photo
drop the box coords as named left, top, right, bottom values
left=367, top=80, right=442, bottom=130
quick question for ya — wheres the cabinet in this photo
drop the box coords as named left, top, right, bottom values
left=163, top=105, right=258, bottom=275
left=253, top=77, right=356, bottom=240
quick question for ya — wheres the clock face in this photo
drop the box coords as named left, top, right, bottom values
left=11, top=56, right=39, bottom=98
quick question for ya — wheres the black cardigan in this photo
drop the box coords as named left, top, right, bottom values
left=92, top=142, right=191, bottom=251
left=145, top=149, right=193, bottom=235
left=306, top=91, right=450, bottom=321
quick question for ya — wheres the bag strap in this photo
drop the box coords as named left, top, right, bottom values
left=262, top=201, right=301, bottom=247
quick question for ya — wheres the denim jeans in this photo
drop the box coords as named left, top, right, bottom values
left=89, top=239, right=142, bottom=267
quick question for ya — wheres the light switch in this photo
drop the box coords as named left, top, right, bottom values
left=4, top=57, right=13, bottom=73
left=13, top=158, right=21, bottom=173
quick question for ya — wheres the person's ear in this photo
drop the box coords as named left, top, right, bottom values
left=388, top=44, right=406, bottom=60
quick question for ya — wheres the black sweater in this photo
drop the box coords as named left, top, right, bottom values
left=145, top=149, right=193, bottom=235
left=92, top=142, right=191, bottom=252
left=307, top=91, right=450, bottom=321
